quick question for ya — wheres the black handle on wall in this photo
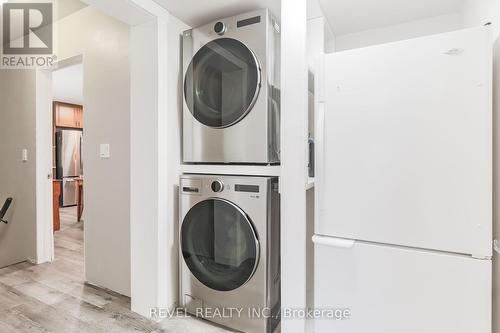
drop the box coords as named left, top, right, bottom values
left=0, top=198, right=13, bottom=224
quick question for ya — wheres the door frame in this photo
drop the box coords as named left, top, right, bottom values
left=34, top=67, right=54, bottom=264
left=35, top=55, right=83, bottom=265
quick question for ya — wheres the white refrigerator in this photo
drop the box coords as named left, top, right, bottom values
left=314, top=27, right=493, bottom=333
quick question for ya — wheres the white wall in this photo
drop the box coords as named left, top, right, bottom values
left=0, top=0, right=89, bottom=270
left=307, top=0, right=335, bottom=62
left=56, top=6, right=131, bottom=296
left=130, top=18, right=158, bottom=315
left=165, top=13, right=189, bottom=311
left=81, top=0, right=188, bottom=318
left=494, top=36, right=500, bottom=333
left=0, top=70, right=37, bottom=266
left=325, top=36, right=336, bottom=53
left=130, top=6, right=188, bottom=316
left=52, top=64, right=84, bottom=105
left=307, top=0, right=335, bottom=54
left=334, top=13, right=462, bottom=51
left=462, top=0, right=500, bottom=40
left=281, top=0, right=309, bottom=331
left=307, top=17, right=326, bottom=70
left=462, top=2, right=500, bottom=332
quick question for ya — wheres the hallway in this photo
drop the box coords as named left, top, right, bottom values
left=0, top=208, right=231, bottom=333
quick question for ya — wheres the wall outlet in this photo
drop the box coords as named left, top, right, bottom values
left=21, top=149, right=28, bottom=162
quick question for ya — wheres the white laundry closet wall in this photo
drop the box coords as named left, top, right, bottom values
left=461, top=2, right=500, bottom=332
left=334, top=13, right=463, bottom=51
left=55, top=5, right=132, bottom=297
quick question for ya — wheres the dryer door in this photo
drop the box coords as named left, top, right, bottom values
left=184, top=38, right=261, bottom=128
left=181, top=198, right=260, bottom=291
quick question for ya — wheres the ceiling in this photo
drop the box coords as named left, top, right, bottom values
left=318, top=0, right=465, bottom=36
left=153, top=0, right=464, bottom=35
left=152, top=0, right=281, bottom=27
left=53, top=64, right=83, bottom=105
left=55, top=0, right=88, bottom=21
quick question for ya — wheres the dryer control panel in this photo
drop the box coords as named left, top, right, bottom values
left=180, top=175, right=270, bottom=199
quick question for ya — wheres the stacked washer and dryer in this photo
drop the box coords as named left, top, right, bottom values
left=179, top=9, right=281, bottom=333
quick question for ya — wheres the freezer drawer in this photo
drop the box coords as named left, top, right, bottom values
left=313, top=235, right=492, bottom=333
left=62, top=178, right=78, bottom=207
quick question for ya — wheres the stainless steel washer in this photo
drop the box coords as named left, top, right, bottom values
left=179, top=175, right=280, bottom=333
left=182, top=9, right=281, bottom=164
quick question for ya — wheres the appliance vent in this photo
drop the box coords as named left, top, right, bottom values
left=237, top=16, right=261, bottom=28
left=235, top=184, right=259, bottom=193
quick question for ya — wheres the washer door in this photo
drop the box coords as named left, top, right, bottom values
left=184, top=38, right=261, bottom=128
left=181, top=198, right=260, bottom=291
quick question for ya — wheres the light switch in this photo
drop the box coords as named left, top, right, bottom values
left=100, top=144, right=110, bottom=159
left=21, top=149, right=28, bottom=162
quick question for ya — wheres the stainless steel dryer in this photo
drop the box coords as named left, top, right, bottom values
left=183, top=9, right=281, bottom=164
left=179, top=175, right=280, bottom=333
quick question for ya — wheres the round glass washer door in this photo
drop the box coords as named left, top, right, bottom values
left=184, top=38, right=261, bottom=128
left=181, top=198, right=260, bottom=292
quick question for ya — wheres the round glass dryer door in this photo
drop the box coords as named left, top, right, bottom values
left=184, top=38, right=261, bottom=128
left=181, top=198, right=260, bottom=291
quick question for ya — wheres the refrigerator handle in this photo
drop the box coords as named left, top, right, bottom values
left=80, top=134, right=83, bottom=176
left=315, top=102, right=325, bottom=222
left=312, top=235, right=355, bottom=248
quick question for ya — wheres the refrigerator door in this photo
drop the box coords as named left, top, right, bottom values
left=62, top=178, right=78, bottom=207
left=317, top=27, right=492, bottom=257
left=313, top=235, right=492, bottom=333
left=60, top=130, right=82, bottom=178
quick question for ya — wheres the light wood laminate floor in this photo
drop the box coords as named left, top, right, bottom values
left=0, top=207, right=235, bottom=333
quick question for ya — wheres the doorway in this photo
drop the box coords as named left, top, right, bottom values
left=51, top=60, right=84, bottom=262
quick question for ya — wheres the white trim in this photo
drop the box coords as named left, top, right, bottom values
left=180, top=164, right=281, bottom=177
left=127, top=0, right=174, bottom=318
left=51, top=54, right=83, bottom=71
left=312, top=235, right=356, bottom=248
left=35, top=69, right=54, bottom=265
left=35, top=55, right=85, bottom=265
left=281, top=0, right=309, bottom=332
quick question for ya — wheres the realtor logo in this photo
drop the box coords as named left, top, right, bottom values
left=2, top=2, right=53, bottom=54
left=1, top=2, right=54, bottom=68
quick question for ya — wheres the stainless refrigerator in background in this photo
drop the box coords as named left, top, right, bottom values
left=56, top=129, right=83, bottom=207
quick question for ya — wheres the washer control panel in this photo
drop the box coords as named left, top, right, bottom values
left=211, top=180, right=224, bottom=192
left=181, top=176, right=265, bottom=197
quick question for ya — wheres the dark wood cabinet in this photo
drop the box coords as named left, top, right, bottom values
left=53, top=181, right=61, bottom=232
left=77, top=179, right=84, bottom=222
left=54, top=102, right=83, bottom=129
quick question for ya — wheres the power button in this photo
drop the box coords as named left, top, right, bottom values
left=211, top=181, right=224, bottom=192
